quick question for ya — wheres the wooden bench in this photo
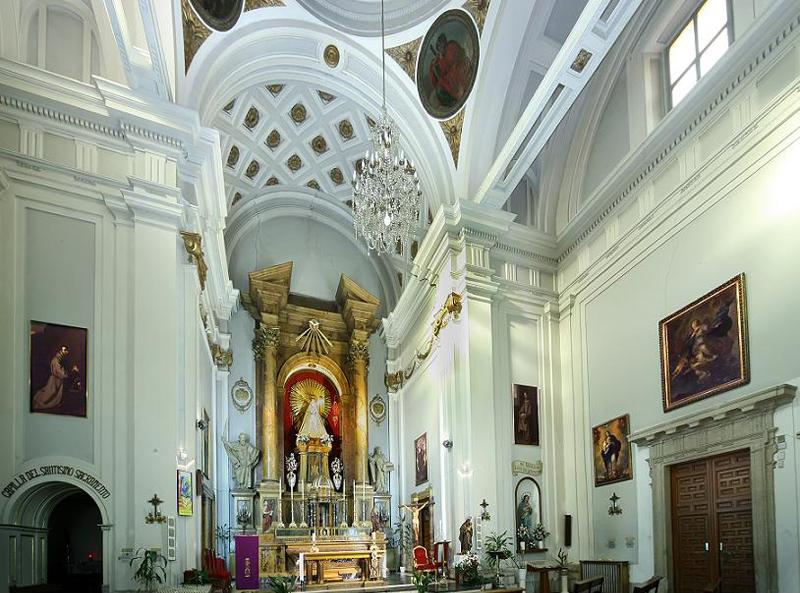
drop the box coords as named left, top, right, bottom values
left=572, top=576, right=603, bottom=593
left=632, top=576, right=662, bottom=593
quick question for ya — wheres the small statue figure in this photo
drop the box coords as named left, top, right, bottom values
left=459, top=517, right=473, bottom=553
left=370, top=506, right=383, bottom=534
left=262, top=499, right=274, bottom=532
left=368, top=446, right=394, bottom=493
left=223, top=433, right=261, bottom=490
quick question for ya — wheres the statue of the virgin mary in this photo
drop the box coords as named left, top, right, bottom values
left=290, top=378, right=331, bottom=439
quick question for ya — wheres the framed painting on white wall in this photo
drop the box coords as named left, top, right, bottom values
left=29, top=320, right=88, bottom=418
left=512, top=384, right=539, bottom=445
left=415, top=433, right=428, bottom=486
left=592, top=414, right=633, bottom=486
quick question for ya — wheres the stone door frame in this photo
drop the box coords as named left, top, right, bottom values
left=630, top=384, right=795, bottom=593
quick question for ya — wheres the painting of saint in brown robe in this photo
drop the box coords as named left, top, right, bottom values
left=30, top=321, right=87, bottom=417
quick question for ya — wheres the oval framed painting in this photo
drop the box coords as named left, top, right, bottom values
left=188, top=0, right=244, bottom=32
left=416, top=9, right=480, bottom=120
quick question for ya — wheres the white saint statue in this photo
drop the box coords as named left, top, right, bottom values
left=290, top=378, right=332, bottom=440
left=298, top=394, right=329, bottom=439
left=223, top=433, right=261, bottom=490
left=368, top=446, right=394, bottom=493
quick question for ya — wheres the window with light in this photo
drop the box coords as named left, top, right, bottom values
left=667, top=0, right=732, bottom=107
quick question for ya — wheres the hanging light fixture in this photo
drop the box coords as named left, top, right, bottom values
left=352, top=0, right=422, bottom=254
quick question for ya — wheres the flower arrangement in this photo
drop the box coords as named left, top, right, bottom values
left=531, top=523, right=550, bottom=543
left=455, top=552, right=481, bottom=586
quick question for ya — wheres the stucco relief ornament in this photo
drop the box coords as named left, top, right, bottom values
left=252, top=326, right=280, bottom=360
left=231, top=377, right=254, bottom=412
left=348, top=339, right=370, bottom=364
left=369, top=394, right=387, bottom=425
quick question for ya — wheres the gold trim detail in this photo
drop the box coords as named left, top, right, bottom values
left=439, top=109, right=465, bottom=167
left=324, top=44, right=340, bottom=67
left=179, top=231, right=208, bottom=291
left=245, top=0, right=285, bottom=9
left=386, top=37, right=422, bottom=81
left=182, top=0, right=210, bottom=74
left=570, top=49, right=593, bottom=73
left=266, top=84, right=284, bottom=96
left=462, top=0, right=491, bottom=34
left=211, top=343, right=233, bottom=369
left=384, top=292, right=462, bottom=392
left=348, top=339, right=370, bottom=365
left=253, top=326, right=280, bottom=359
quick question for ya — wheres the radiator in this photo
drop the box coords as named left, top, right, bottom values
left=580, top=560, right=630, bottom=593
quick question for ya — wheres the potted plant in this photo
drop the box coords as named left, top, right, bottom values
left=266, top=575, right=298, bottom=593
left=455, top=553, right=482, bottom=586
left=553, top=548, right=569, bottom=593
left=130, top=547, right=168, bottom=592
left=483, top=531, right=520, bottom=588
left=215, top=524, right=232, bottom=566
left=531, top=523, right=550, bottom=549
left=392, top=517, right=413, bottom=573
left=412, top=569, right=434, bottom=593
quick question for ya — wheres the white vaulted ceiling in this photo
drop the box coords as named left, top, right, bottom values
left=215, top=80, right=377, bottom=210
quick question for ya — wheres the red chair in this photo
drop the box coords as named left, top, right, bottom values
left=413, top=545, right=437, bottom=577
left=203, top=550, right=232, bottom=593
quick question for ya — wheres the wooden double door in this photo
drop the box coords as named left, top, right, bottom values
left=670, top=449, right=755, bottom=593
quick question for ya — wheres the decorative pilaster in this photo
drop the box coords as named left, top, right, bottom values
left=348, top=338, right=370, bottom=487
left=253, top=325, right=280, bottom=481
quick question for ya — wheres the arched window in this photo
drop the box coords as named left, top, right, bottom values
left=22, top=1, right=105, bottom=83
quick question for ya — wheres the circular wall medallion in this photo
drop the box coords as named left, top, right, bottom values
left=416, top=9, right=480, bottom=120
left=307, top=179, right=321, bottom=190
left=244, top=106, right=260, bottom=130
left=245, top=160, right=260, bottom=179
left=324, top=44, right=340, bottom=67
left=231, top=377, right=253, bottom=412
left=265, top=176, right=279, bottom=186
left=329, top=167, right=344, bottom=185
left=188, top=0, right=244, bottom=32
left=227, top=145, right=240, bottom=168
left=369, top=394, right=387, bottom=425
left=311, top=135, right=328, bottom=154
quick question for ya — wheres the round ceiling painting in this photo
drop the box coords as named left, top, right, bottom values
left=416, top=9, right=480, bottom=120
left=189, top=0, right=244, bottom=32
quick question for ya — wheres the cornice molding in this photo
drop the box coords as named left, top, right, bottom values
left=557, top=4, right=800, bottom=262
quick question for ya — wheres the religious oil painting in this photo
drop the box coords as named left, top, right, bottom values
left=30, top=321, right=87, bottom=418
left=416, top=9, right=480, bottom=120
left=659, top=274, right=749, bottom=412
left=188, top=0, right=243, bottom=32
left=178, top=470, right=193, bottom=516
left=415, top=433, right=428, bottom=486
left=592, top=414, right=633, bottom=487
left=514, top=477, right=542, bottom=551
left=513, top=384, right=539, bottom=446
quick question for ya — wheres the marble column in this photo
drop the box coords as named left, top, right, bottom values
left=348, top=338, right=370, bottom=487
left=254, top=325, right=280, bottom=481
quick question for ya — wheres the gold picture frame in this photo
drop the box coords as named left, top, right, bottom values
left=659, top=274, right=749, bottom=412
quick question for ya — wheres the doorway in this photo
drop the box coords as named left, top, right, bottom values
left=670, top=449, right=754, bottom=593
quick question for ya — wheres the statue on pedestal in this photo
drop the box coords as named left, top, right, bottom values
left=223, top=432, right=261, bottom=490
left=459, top=517, right=473, bottom=553
left=368, top=446, right=394, bottom=493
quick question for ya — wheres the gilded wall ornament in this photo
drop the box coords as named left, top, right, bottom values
left=290, top=103, right=307, bottom=124
left=369, top=394, right=387, bottom=425
left=338, top=119, right=354, bottom=140
left=287, top=154, right=302, bottom=172
left=266, top=129, right=281, bottom=149
left=439, top=109, right=465, bottom=167
left=252, top=326, right=280, bottom=359
left=317, top=90, right=336, bottom=104
left=182, top=0, right=211, bottom=73
left=306, top=179, right=320, bottom=190
left=295, top=319, right=333, bottom=356
left=223, top=98, right=236, bottom=113
left=188, top=0, right=243, bottom=32
left=266, top=84, right=284, bottom=96
left=386, top=38, right=422, bottom=81
left=245, top=160, right=260, bottom=179
left=265, top=176, right=279, bottom=186
left=179, top=231, right=208, bottom=291
left=212, top=343, right=233, bottom=369
left=570, top=49, right=593, bottom=73
left=348, top=339, right=370, bottom=365
left=231, top=377, right=254, bottom=412
left=227, top=145, right=240, bottom=168
left=311, top=135, right=328, bottom=154
left=245, top=0, right=285, bottom=9
left=231, top=192, right=242, bottom=206
left=324, top=44, right=340, bottom=67
left=384, top=371, right=403, bottom=392
left=244, top=106, right=260, bottom=129
left=329, top=168, right=344, bottom=185
left=462, top=0, right=491, bottom=34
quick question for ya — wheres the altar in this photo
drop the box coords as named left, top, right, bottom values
left=227, top=265, right=391, bottom=586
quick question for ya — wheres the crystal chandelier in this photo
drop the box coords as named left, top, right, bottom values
left=352, top=0, right=421, bottom=254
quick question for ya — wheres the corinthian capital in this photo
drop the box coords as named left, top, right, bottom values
left=252, top=326, right=280, bottom=360
left=348, top=339, right=370, bottom=365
